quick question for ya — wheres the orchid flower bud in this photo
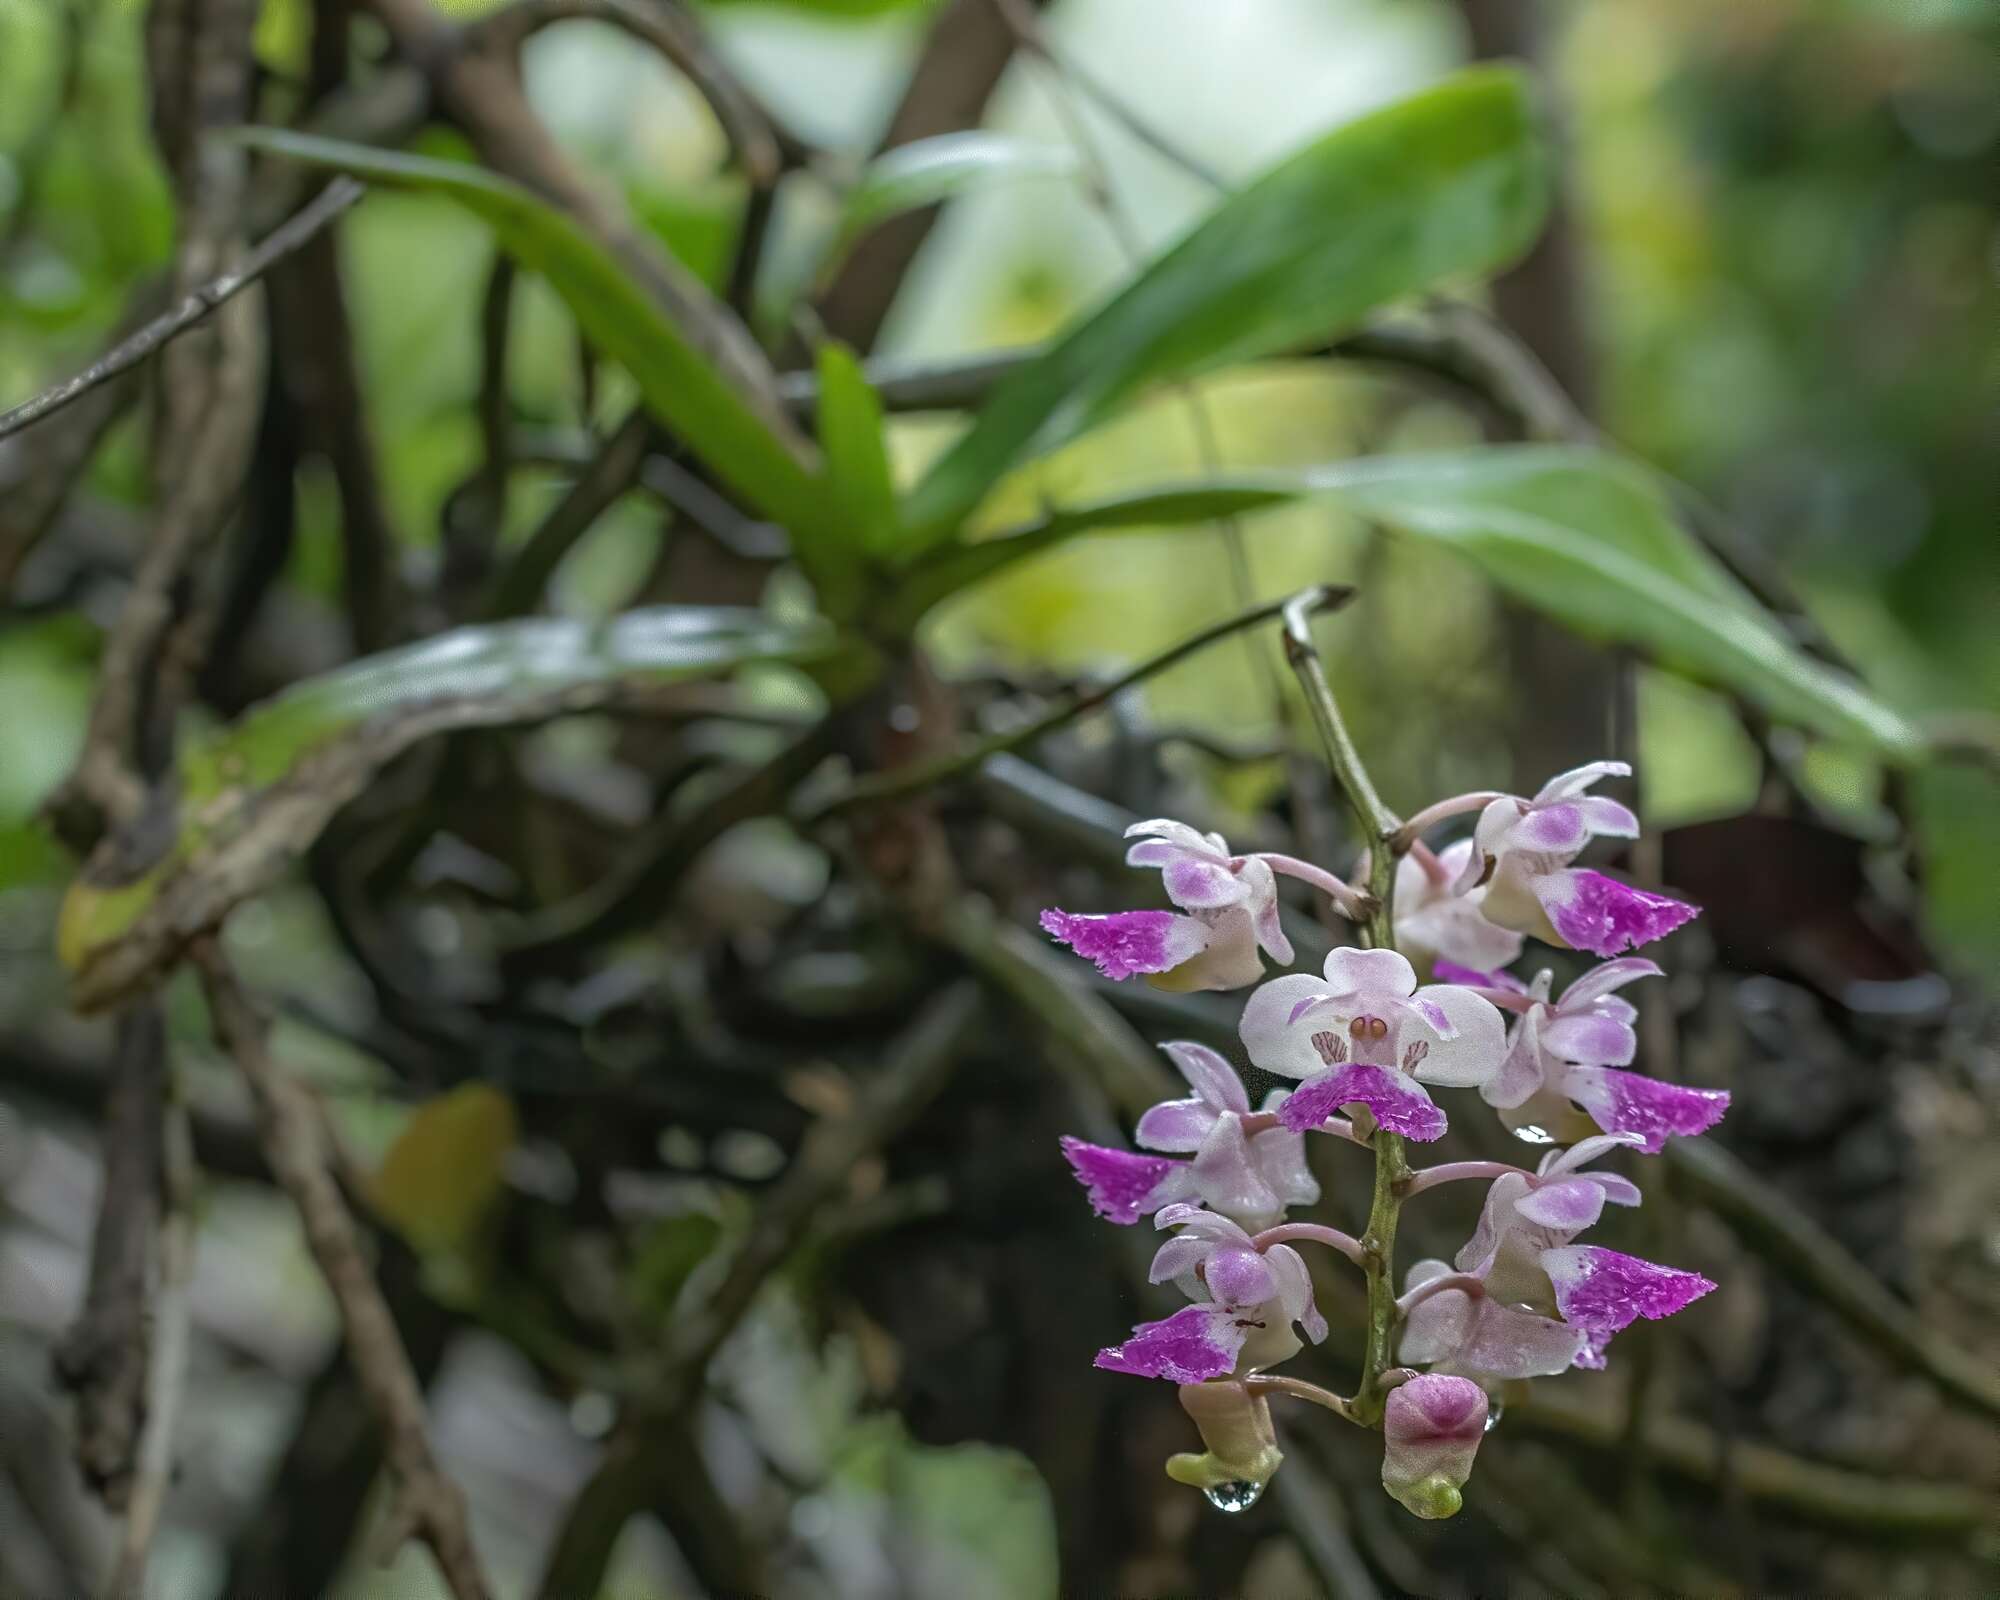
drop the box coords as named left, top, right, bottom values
left=1165, top=1381, right=1284, bottom=1510
left=1381, top=1374, right=1489, bottom=1518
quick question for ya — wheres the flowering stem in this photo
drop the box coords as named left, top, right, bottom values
left=1241, top=1110, right=1363, bottom=1143
left=1394, top=1272, right=1486, bottom=1318
left=1455, top=985, right=1540, bottom=1014
left=1278, top=588, right=1408, bottom=1427
left=1391, top=791, right=1509, bottom=853
left=1408, top=837, right=1450, bottom=888
left=1256, top=852, right=1373, bottom=921
left=1246, top=1373, right=1362, bottom=1424
left=1399, top=1160, right=1534, bottom=1197
left=1251, top=1222, right=1367, bottom=1268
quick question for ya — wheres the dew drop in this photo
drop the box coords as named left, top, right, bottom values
left=1203, top=1479, right=1266, bottom=1514
left=1510, top=1123, right=1555, bottom=1145
left=1483, top=1401, right=1504, bottom=1434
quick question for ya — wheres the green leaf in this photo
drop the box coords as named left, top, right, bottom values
left=233, top=130, right=827, bottom=539
left=59, top=608, right=853, bottom=1010
left=898, top=66, right=1550, bottom=547
left=834, top=133, right=1078, bottom=264
left=896, top=446, right=1922, bottom=756
left=814, top=341, right=901, bottom=566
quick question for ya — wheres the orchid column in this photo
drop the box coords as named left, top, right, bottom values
left=1042, top=593, right=1723, bottom=1519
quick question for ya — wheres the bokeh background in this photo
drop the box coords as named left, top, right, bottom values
left=1, top=0, right=1995, bottom=1596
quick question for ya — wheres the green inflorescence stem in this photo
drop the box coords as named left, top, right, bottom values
left=1280, top=589, right=1409, bottom=1427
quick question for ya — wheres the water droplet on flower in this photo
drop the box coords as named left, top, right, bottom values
left=1483, top=1401, right=1504, bottom=1433
left=1203, top=1479, right=1265, bottom=1514
left=1511, top=1123, right=1555, bottom=1145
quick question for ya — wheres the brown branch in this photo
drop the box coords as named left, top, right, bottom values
left=196, top=946, right=491, bottom=1600
left=1666, top=1134, right=2000, bottom=1423
left=533, top=982, right=981, bottom=1599
left=813, top=0, right=1037, bottom=350
left=481, top=407, right=652, bottom=619
left=366, top=0, right=805, bottom=455
left=52, top=1003, right=166, bottom=1510
left=43, top=0, right=268, bottom=849
left=467, top=0, right=790, bottom=187
left=269, top=216, right=408, bottom=652
left=1512, top=1385, right=1996, bottom=1537
left=102, top=1097, right=196, bottom=1597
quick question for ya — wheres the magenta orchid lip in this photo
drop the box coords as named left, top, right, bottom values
left=1042, top=760, right=1722, bottom=1520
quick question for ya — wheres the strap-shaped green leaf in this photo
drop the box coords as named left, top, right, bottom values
left=59, top=609, right=851, bottom=1010
left=898, top=67, right=1551, bottom=547
left=834, top=133, right=1079, bottom=263
left=814, top=341, right=900, bottom=572
left=894, top=446, right=1922, bottom=757
left=235, top=130, right=829, bottom=542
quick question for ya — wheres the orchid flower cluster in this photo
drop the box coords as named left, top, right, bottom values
left=1043, top=762, right=1726, bottom=1519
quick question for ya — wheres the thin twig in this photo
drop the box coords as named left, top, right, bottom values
left=1279, top=589, right=1409, bottom=1426
left=805, top=585, right=1352, bottom=821
left=196, top=946, right=491, bottom=1600
left=0, top=180, right=361, bottom=446
left=53, top=1004, right=166, bottom=1508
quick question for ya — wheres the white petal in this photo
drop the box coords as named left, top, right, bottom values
left=1407, top=985, right=1507, bottom=1087
left=1238, top=974, right=1335, bottom=1079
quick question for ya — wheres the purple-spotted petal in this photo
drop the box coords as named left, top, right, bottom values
left=1324, top=946, right=1417, bottom=999
left=1124, top=838, right=1184, bottom=869
left=1163, top=853, right=1250, bottom=910
left=1281, top=1065, right=1447, bottom=1142
left=1513, top=1176, right=1606, bottom=1233
left=1204, top=1244, right=1278, bottom=1307
left=1542, top=1245, right=1715, bottom=1337
left=1540, top=1010, right=1637, bottom=1067
left=1135, top=1097, right=1217, bottom=1153
left=1059, top=1137, right=1178, bottom=1225
left=1559, top=957, right=1663, bottom=1010
left=1162, top=1040, right=1251, bottom=1115
left=1430, top=960, right=1519, bottom=990
left=1535, top=871, right=1701, bottom=957
left=1190, top=1115, right=1282, bottom=1221
left=1563, top=1067, right=1730, bottom=1154
left=1512, top=801, right=1589, bottom=855
left=1399, top=992, right=1459, bottom=1038
left=1240, top=974, right=1336, bottom=1079
left=1577, top=795, right=1640, bottom=838
left=1094, top=1304, right=1245, bottom=1383
left=1040, top=908, right=1207, bottom=981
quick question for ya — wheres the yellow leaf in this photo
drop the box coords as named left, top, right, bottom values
left=372, top=1084, right=518, bottom=1253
